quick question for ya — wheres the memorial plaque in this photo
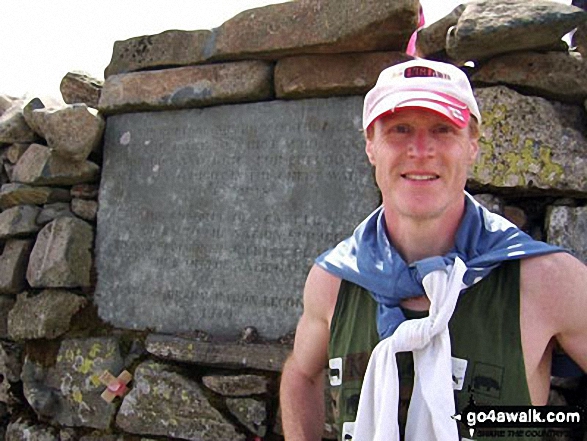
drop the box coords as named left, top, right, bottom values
left=95, top=97, right=379, bottom=339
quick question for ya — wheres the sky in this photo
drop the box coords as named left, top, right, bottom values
left=0, top=0, right=571, bottom=102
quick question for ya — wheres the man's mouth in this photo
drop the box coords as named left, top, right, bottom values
left=402, top=173, right=439, bottom=181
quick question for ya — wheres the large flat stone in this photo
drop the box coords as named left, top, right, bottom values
left=146, top=334, right=291, bottom=372
left=416, top=4, right=466, bottom=57
left=8, top=290, right=87, bottom=340
left=275, top=52, right=412, bottom=99
left=202, top=374, right=269, bottom=396
left=472, top=52, right=587, bottom=103
left=470, top=86, right=587, bottom=194
left=27, top=217, right=93, bottom=288
left=0, top=239, right=34, bottom=295
left=60, top=71, right=103, bottom=108
left=546, top=206, right=587, bottom=263
left=21, top=337, right=122, bottom=428
left=104, top=1, right=418, bottom=77
left=116, top=360, right=245, bottom=441
left=0, top=183, right=71, bottom=210
left=0, top=205, right=41, bottom=239
left=12, top=144, right=100, bottom=186
left=95, top=97, right=379, bottom=339
left=99, top=61, right=273, bottom=115
left=447, top=0, right=586, bottom=61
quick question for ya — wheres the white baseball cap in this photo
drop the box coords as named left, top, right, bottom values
left=363, top=59, right=481, bottom=131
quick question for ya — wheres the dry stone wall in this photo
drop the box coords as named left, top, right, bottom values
left=0, top=1, right=585, bottom=440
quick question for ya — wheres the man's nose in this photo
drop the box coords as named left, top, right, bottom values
left=407, top=130, right=434, bottom=157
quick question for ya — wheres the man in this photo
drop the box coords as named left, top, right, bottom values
left=280, top=59, right=587, bottom=440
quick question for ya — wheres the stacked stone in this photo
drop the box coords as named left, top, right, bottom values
left=0, top=0, right=586, bottom=440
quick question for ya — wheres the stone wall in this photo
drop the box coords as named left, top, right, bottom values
left=0, top=1, right=585, bottom=440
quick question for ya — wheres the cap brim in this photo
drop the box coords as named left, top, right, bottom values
left=395, top=98, right=470, bottom=129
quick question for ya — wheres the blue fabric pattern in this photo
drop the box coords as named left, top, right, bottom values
left=315, top=192, right=565, bottom=339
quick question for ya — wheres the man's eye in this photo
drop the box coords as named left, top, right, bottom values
left=392, top=125, right=410, bottom=134
left=434, top=125, right=453, bottom=134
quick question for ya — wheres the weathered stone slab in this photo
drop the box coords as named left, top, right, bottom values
left=546, top=206, right=587, bottom=263
left=71, top=184, right=99, bottom=200
left=202, top=374, right=269, bottom=396
left=275, top=52, right=412, bottom=99
left=0, top=103, right=37, bottom=144
left=446, top=0, right=586, bottom=61
left=146, top=334, right=291, bottom=372
left=226, top=398, right=266, bottom=436
left=27, top=104, right=105, bottom=162
left=472, top=52, right=587, bottom=103
left=96, top=97, right=378, bottom=338
left=0, top=239, right=34, bottom=295
left=0, top=183, right=71, bottom=210
left=13, top=144, right=100, bottom=186
left=5, top=419, right=58, bottom=441
left=8, top=290, right=86, bottom=340
left=6, top=143, right=29, bottom=164
left=116, top=360, right=245, bottom=441
left=0, top=341, right=22, bottom=408
left=416, top=4, right=466, bottom=57
left=60, top=71, right=103, bottom=108
left=0, top=297, right=15, bottom=337
left=471, top=86, right=587, bottom=193
left=72, top=198, right=98, bottom=222
left=27, top=217, right=93, bottom=288
left=0, top=205, right=41, bottom=239
left=21, top=337, right=122, bottom=428
left=99, top=61, right=273, bottom=115
left=104, top=1, right=418, bottom=77
left=37, top=202, right=75, bottom=226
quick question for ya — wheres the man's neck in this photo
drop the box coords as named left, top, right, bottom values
left=384, top=200, right=466, bottom=264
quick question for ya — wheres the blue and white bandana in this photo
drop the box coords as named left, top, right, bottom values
left=315, top=192, right=565, bottom=340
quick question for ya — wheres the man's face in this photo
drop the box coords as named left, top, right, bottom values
left=365, top=108, right=479, bottom=222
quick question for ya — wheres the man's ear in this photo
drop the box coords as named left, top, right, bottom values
left=365, top=139, right=377, bottom=165
left=468, top=138, right=479, bottom=165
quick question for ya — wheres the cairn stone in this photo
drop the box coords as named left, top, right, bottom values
left=6, top=143, right=29, bottom=164
left=0, top=183, right=71, bottom=210
left=116, top=360, right=245, bottom=441
left=546, top=206, right=587, bottom=263
left=5, top=418, right=58, bottom=441
left=275, top=52, right=412, bottom=99
left=0, top=95, right=15, bottom=116
left=0, top=341, right=23, bottom=407
left=27, top=104, right=104, bottom=162
left=446, top=0, right=586, bottom=61
left=226, top=398, right=267, bottom=437
left=99, top=61, right=273, bottom=115
left=0, top=205, right=41, bottom=239
left=0, top=239, right=34, bottom=295
left=202, top=374, right=269, bottom=396
left=472, top=52, right=587, bottom=104
left=416, top=4, right=466, bottom=57
left=22, top=98, right=46, bottom=137
left=503, top=206, right=528, bottom=230
left=471, top=86, right=587, bottom=193
left=26, top=217, right=93, bottom=288
left=0, top=102, right=37, bottom=144
left=37, top=202, right=75, bottom=226
left=71, top=198, right=98, bottom=222
left=71, top=184, right=99, bottom=200
left=8, top=290, right=86, bottom=340
left=472, top=194, right=504, bottom=215
left=12, top=143, right=100, bottom=186
left=104, top=0, right=419, bottom=77
left=0, top=297, right=15, bottom=338
left=60, top=71, right=103, bottom=108
left=21, top=337, right=122, bottom=428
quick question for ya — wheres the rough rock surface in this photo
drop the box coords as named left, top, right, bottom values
left=37, top=202, right=75, bottom=225
left=145, top=334, right=291, bottom=372
left=471, top=86, right=587, bottom=193
left=5, top=419, right=58, bottom=441
left=0, top=297, right=15, bottom=338
left=60, top=71, right=103, bottom=108
left=0, top=341, right=23, bottom=407
left=99, top=61, right=273, bottom=115
left=446, top=0, right=586, bottom=61
left=71, top=198, right=98, bottom=222
left=8, top=290, right=86, bottom=340
left=71, top=184, right=99, bottom=200
left=26, top=217, right=93, bottom=288
left=202, top=374, right=269, bottom=396
left=275, top=52, right=412, bottom=98
left=416, top=4, right=466, bottom=57
left=27, top=104, right=105, bottom=162
left=0, top=205, right=41, bottom=239
left=21, top=337, right=123, bottom=428
left=472, top=51, right=587, bottom=103
left=226, top=398, right=267, bottom=436
left=116, top=360, right=245, bottom=440
left=12, top=143, right=100, bottom=186
left=6, top=143, right=30, bottom=164
left=0, top=183, right=71, bottom=210
left=0, top=239, right=34, bottom=294
left=546, top=206, right=587, bottom=263
left=0, top=95, right=15, bottom=116
left=473, top=193, right=504, bottom=215
left=104, top=0, right=419, bottom=76
left=0, top=103, right=38, bottom=144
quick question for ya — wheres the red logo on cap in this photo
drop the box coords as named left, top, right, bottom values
left=404, top=66, right=450, bottom=80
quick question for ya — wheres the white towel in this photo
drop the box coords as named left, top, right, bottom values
left=352, top=257, right=468, bottom=441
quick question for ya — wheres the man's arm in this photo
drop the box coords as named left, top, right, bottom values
left=280, top=265, right=341, bottom=441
